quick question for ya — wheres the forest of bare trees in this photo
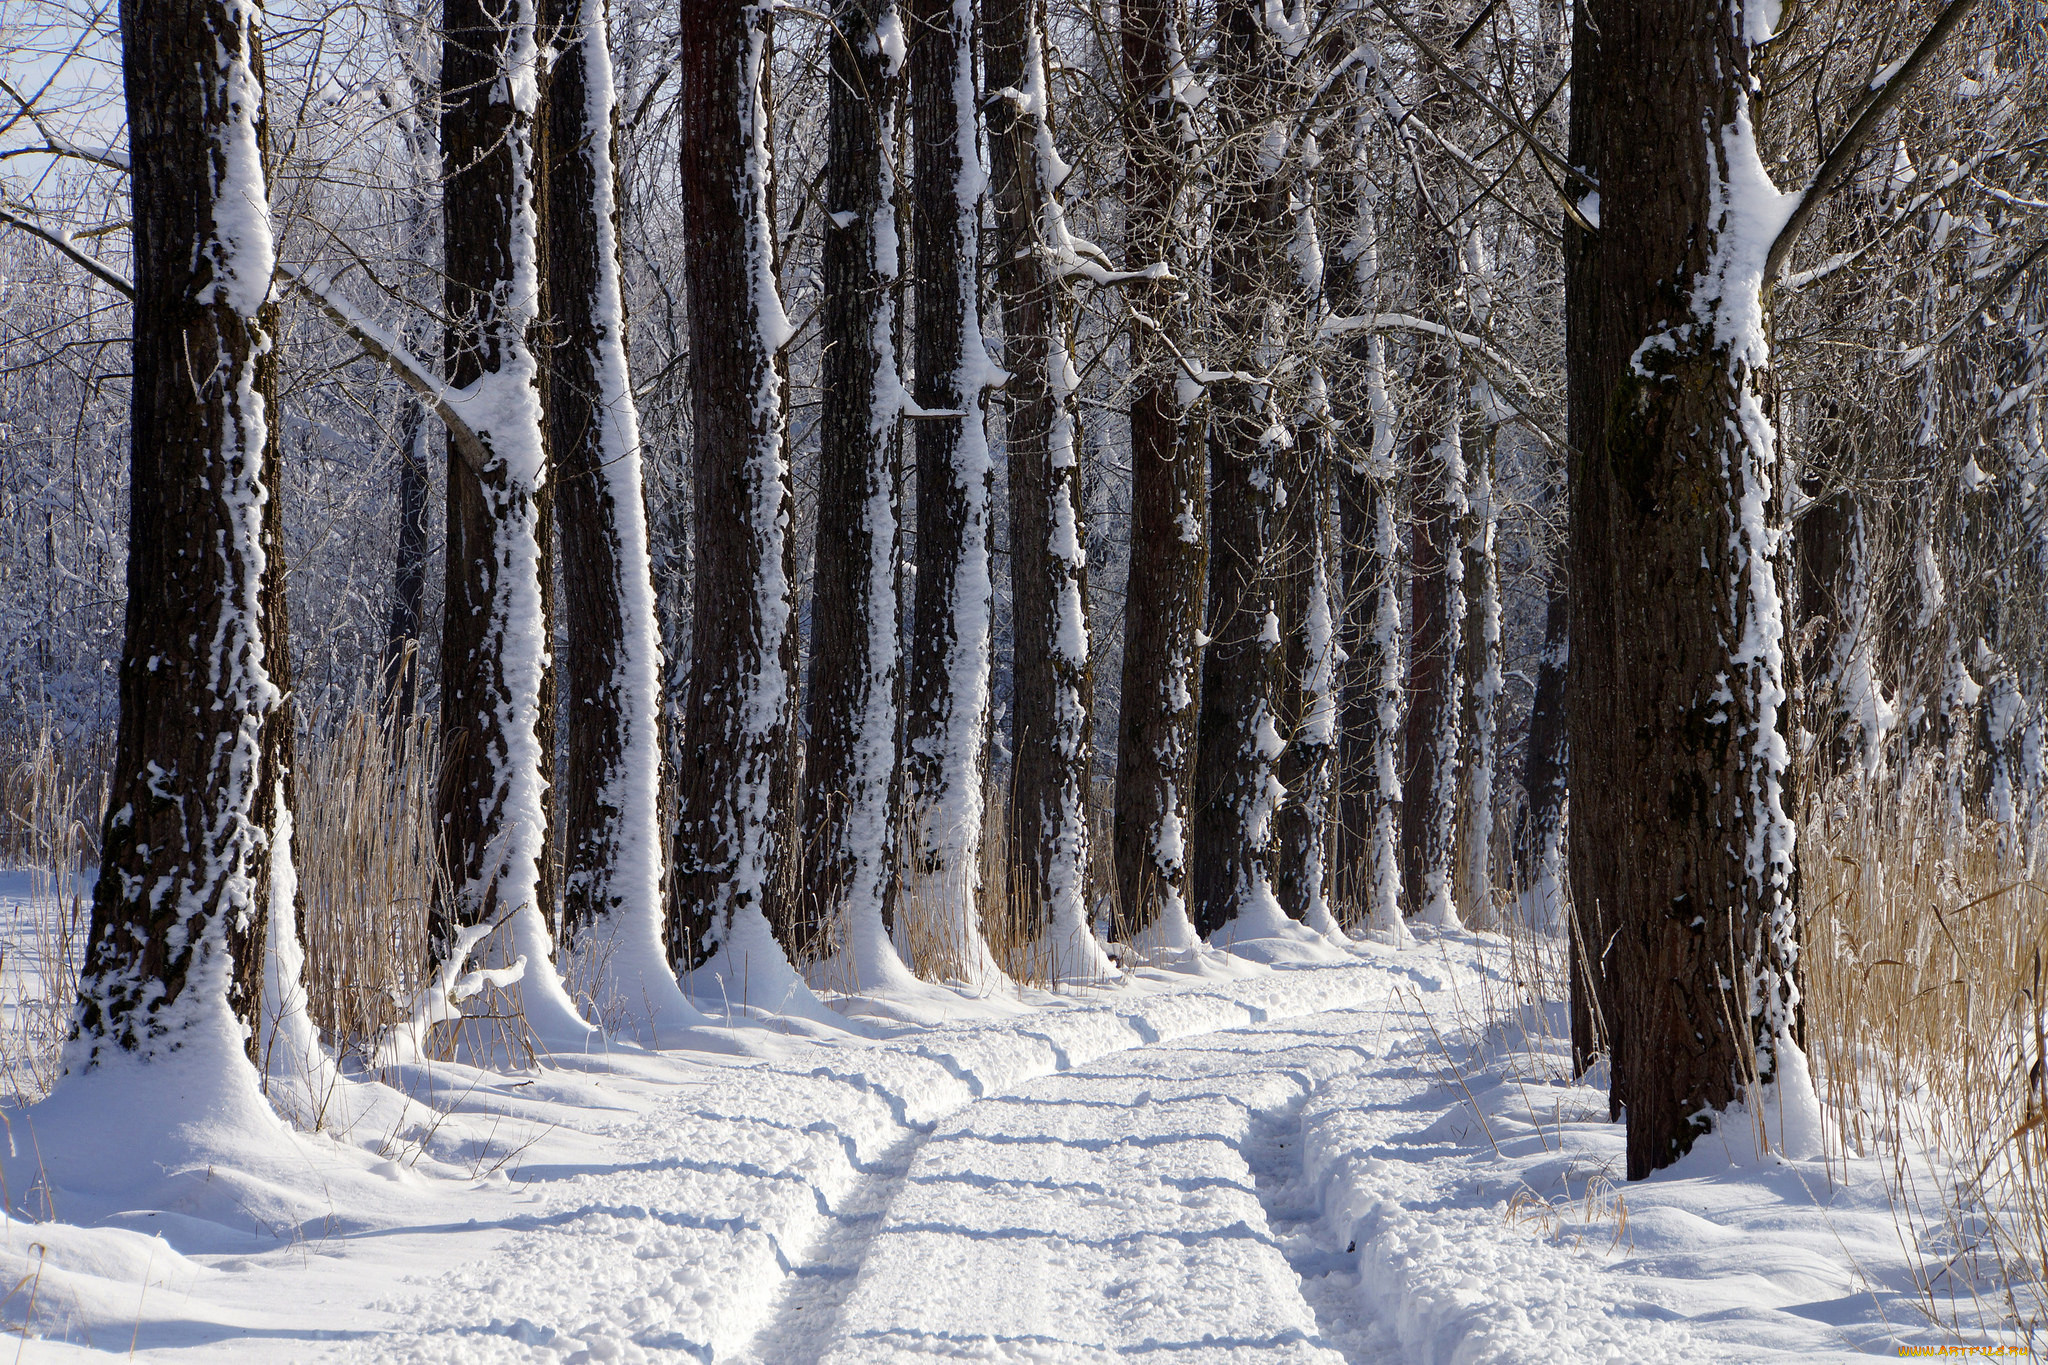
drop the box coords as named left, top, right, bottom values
left=1, top=0, right=2044, bottom=1184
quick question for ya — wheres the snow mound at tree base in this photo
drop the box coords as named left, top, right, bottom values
left=1, top=1044, right=425, bottom=1249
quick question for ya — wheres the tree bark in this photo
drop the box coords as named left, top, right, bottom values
left=670, top=1, right=814, bottom=1005
left=432, top=0, right=590, bottom=1043
left=1111, top=0, right=1208, bottom=952
left=798, top=0, right=920, bottom=993
left=383, top=398, right=429, bottom=718
left=543, top=0, right=700, bottom=1038
left=78, top=0, right=284, bottom=1066
left=1189, top=0, right=1289, bottom=942
left=1273, top=430, right=1339, bottom=933
left=1453, top=418, right=1500, bottom=925
left=1573, top=0, right=1811, bottom=1178
left=379, top=30, right=437, bottom=723
left=1560, top=0, right=1612, bottom=1087
left=986, top=0, right=1110, bottom=980
left=1399, top=351, right=1464, bottom=927
left=1327, top=137, right=1407, bottom=940
left=903, top=0, right=1003, bottom=984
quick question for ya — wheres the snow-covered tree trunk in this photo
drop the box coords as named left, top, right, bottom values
left=1111, top=0, right=1208, bottom=956
left=1273, top=426, right=1340, bottom=936
left=903, top=0, right=1004, bottom=987
left=797, top=0, right=922, bottom=995
left=986, top=0, right=1113, bottom=982
left=1572, top=0, right=1836, bottom=1177
left=1189, top=0, right=1290, bottom=944
left=1399, top=346, right=1465, bottom=930
left=671, top=1, right=826, bottom=1019
left=1392, top=13, right=1467, bottom=932
left=75, top=0, right=287, bottom=1069
left=1520, top=579, right=1569, bottom=941
left=544, top=0, right=705, bottom=1041
left=1453, top=414, right=1500, bottom=927
left=432, top=0, right=591, bottom=1045
left=1272, top=84, right=1339, bottom=939
left=1328, top=145, right=1407, bottom=942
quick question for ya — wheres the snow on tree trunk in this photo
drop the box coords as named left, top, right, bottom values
left=1272, top=98, right=1341, bottom=943
left=798, top=0, right=923, bottom=998
left=1520, top=580, right=1570, bottom=943
left=1189, top=0, right=1336, bottom=960
left=432, top=0, right=593, bottom=1049
left=672, top=1, right=833, bottom=1023
left=545, top=0, right=708, bottom=1043
left=1111, top=0, right=1209, bottom=961
left=1453, top=407, right=1501, bottom=930
left=903, top=0, right=1005, bottom=989
left=74, top=0, right=285, bottom=1081
left=1400, top=354, right=1466, bottom=931
left=1274, top=418, right=1342, bottom=939
left=1329, top=151, right=1409, bottom=944
left=986, top=0, right=1114, bottom=983
left=1573, top=0, right=1823, bottom=1177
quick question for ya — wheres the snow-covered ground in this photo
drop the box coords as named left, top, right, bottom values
left=0, top=903, right=2023, bottom=1361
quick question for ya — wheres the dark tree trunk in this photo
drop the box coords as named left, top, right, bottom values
left=380, top=37, right=437, bottom=724
left=1560, top=0, right=1613, bottom=1088
left=539, top=0, right=697, bottom=1036
left=799, top=0, right=915, bottom=987
left=1273, top=432, right=1337, bottom=928
left=1521, top=580, right=1569, bottom=882
left=431, top=0, right=589, bottom=1043
left=902, top=0, right=1002, bottom=981
left=670, top=1, right=805, bottom=977
left=1325, top=125, right=1406, bottom=937
left=1111, top=0, right=1208, bottom=947
left=79, top=0, right=283, bottom=1064
left=1399, top=350, right=1463, bottom=926
left=545, top=0, right=662, bottom=941
left=435, top=0, right=546, bottom=954
left=383, top=398, right=429, bottom=718
left=1521, top=578, right=1572, bottom=998
left=1190, top=0, right=1287, bottom=940
left=1336, top=459, right=1405, bottom=930
left=986, top=0, right=1106, bottom=978
left=1573, top=0, right=1815, bottom=1178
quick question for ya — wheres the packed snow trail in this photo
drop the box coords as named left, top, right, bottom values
left=805, top=1017, right=1397, bottom=1362
left=0, top=935, right=1970, bottom=1359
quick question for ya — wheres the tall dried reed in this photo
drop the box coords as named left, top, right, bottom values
left=1803, top=791, right=2048, bottom=1334
left=0, top=723, right=97, bottom=1101
left=292, top=699, right=440, bottom=1061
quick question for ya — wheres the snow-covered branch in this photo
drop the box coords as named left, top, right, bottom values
left=1763, top=0, right=1980, bottom=282
left=0, top=202, right=133, bottom=296
left=273, top=265, right=490, bottom=473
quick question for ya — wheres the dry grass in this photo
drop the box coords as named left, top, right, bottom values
left=1459, top=784, right=2048, bottom=1335
left=1803, top=791, right=2048, bottom=1335
left=0, top=723, right=95, bottom=1102
left=291, top=699, right=442, bottom=1062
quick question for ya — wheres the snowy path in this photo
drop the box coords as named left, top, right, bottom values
left=807, top=1015, right=1396, bottom=1362
left=329, top=957, right=1701, bottom=1364
left=3, top=939, right=1973, bottom=1360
